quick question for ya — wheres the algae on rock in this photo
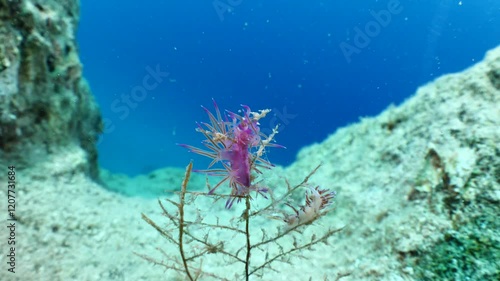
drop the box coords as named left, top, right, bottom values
left=287, top=46, right=500, bottom=280
left=0, top=0, right=102, bottom=179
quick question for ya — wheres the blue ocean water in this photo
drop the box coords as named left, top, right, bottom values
left=77, top=0, right=499, bottom=176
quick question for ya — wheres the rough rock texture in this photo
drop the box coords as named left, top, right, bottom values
left=100, top=167, right=206, bottom=198
left=0, top=6, right=497, bottom=277
left=287, top=46, right=500, bottom=280
left=0, top=0, right=102, bottom=178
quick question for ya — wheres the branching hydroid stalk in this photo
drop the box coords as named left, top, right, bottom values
left=179, top=161, right=193, bottom=281
left=245, top=195, right=251, bottom=281
left=137, top=101, right=341, bottom=280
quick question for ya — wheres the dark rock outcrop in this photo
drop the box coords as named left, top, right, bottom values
left=0, top=0, right=102, bottom=179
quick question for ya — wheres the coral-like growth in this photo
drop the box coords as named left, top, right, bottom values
left=284, top=186, right=337, bottom=228
left=137, top=101, right=342, bottom=281
left=179, top=99, right=282, bottom=208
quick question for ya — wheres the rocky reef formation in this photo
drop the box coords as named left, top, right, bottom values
left=0, top=1, right=497, bottom=279
left=0, top=45, right=495, bottom=281
left=287, top=46, right=499, bottom=280
left=0, top=0, right=101, bottom=178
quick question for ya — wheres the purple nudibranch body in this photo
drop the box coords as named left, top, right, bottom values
left=179, top=100, right=281, bottom=208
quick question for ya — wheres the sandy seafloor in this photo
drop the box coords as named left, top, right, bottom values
left=0, top=46, right=499, bottom=280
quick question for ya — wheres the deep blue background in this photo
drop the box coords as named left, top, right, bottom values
left=77, top=0, right=499, bottom=176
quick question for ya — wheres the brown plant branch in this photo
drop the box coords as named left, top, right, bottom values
left=137, top=162, right=342, bottom=280
left=178, top=161, right=194, bottom=280
left=244, top=195, right=251, bottom=281
left=250, top=163, right=322, bottom=218
left=250, top=227, right=344, bottom=276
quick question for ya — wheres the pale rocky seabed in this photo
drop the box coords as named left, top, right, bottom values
left=0, top=1, right=499, bottom=280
